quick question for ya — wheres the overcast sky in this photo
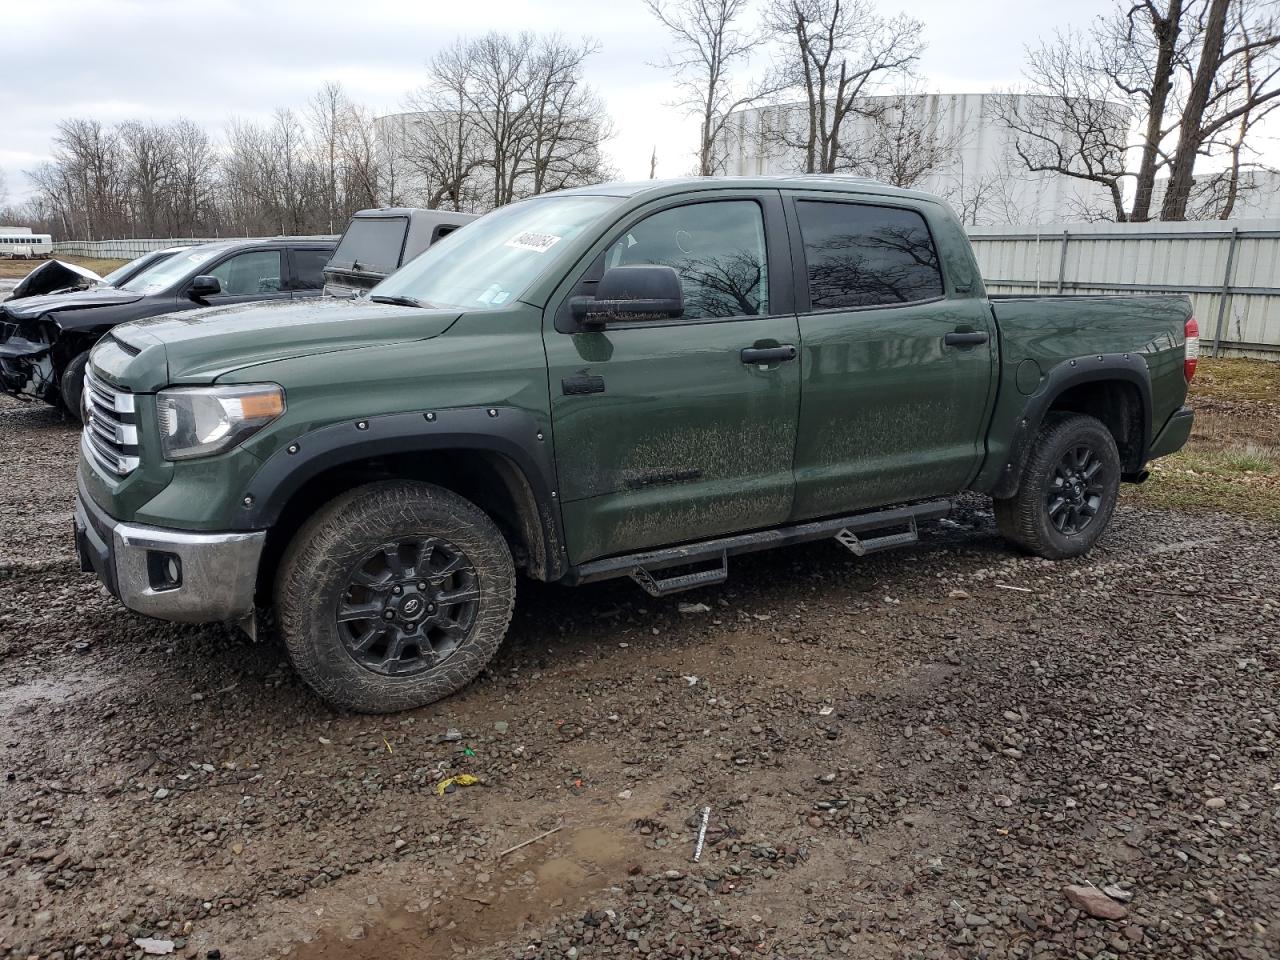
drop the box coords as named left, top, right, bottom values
left=0, top=0, right=1229, bottom=204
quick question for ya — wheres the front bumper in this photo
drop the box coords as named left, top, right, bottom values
left=0, top=336, right=51, bottom=400
left=75, top=476, right=266, bottom=625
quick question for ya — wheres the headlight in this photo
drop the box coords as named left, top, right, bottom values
left=156, top=384, right=285, bottom=461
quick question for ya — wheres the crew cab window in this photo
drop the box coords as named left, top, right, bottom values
left=796, top=201, right=943, bottom=310
left=606, top=200, right=768, bottom=320
left=291, top=248, right=330, bottom=289
left=208, top=251, right=283, bottom=296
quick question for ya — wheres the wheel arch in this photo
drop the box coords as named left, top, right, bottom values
left=992, top=354, right=1152, bottom=499
left=241, top=408, right=567, bottom=599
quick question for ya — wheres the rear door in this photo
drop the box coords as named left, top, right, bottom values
left=545, top=191, right=801, bottom=564
left=785, top=193, right=995, bottom=518
left=287, top=246, right=333, bottom=299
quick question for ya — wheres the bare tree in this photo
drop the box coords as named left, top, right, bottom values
left=763, top=0, right=925, bottom=174
left=646, top=0, right=771, bottom=175
left=993, top=34, right=1133, bottom=221
left=401, top=39, right=490, bottom=210
left=1161, top=0, right=1280, bottom=218
left=19, top=63, right=613, bottom=240
left=339, top=101, right=383, bottom=212
left=1002, top=0, right=1280, bottom=222
left=524, top=36, right=616, bottom=194
left=838, top=92, right=964, bottom=187
left=118, top=121, right=177, bottom=236
left=1098, top=1, right=1189, bottom=221
left=400, top=31, right=614, bottom=211
left=309, top=81, right=348, bottom=234
left=169, top=118, right=217, bottom=235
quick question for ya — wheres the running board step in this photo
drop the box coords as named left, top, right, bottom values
left=570, top=499, right=951, bottom=588
left=835, top=518, right=918, bottom=556
left=630, top=552, right=728, bottom=597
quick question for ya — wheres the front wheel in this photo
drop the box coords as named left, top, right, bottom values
left=994, top=413, right=1121, bottom=560
left=60, top=351, right=90, bottom=422
left=276, top=481, right=515, bottom=713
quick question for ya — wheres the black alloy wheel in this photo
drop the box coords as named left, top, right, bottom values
left=1045, top=444, right=1107, bottom=536
left=336, top=537, right=481, bottom=676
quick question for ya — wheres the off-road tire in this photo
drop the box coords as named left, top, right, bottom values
left=59, top=351, right=90, bottom=422
left=276, top=481, right=515, bottom=713
left=994, top=413, right=1121, bottom=560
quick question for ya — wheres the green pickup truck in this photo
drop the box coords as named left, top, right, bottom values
left=74, top=177, right=1197, bottom=713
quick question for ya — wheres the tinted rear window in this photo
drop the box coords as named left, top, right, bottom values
left=291, top=248, right=331, bottom=289
left=796, top=201, right=944, bottom=310
left=330, top=217, right=409, bottom=275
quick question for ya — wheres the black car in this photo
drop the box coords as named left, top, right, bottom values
left=0, top=237, right=335, bottom=420
left=3, top=246, right=191, bottom=302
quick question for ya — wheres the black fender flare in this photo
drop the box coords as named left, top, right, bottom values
left=991, top=352, right=1152, bottom=499
left=233, top=406, right=568, bottom=580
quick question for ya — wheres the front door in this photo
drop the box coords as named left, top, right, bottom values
left=200, top=249, right=292, bottom=307
left=544, top=193, right=801, bottom=565
left=785, top=194, right=996, bottom=519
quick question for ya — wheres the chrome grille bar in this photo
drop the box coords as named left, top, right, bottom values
left=82, top=368, right=139, bottom=476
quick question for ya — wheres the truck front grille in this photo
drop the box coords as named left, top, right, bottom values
left=83, top=368, right=140, bottom=476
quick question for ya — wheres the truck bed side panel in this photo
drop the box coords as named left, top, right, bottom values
left=974, top=295, right=1192, bottom=494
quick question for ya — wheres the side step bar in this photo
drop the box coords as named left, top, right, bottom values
left=631, top=552, right=728, bottom=597
left=569, top=499, right=951, bottom=590
left=835, top=518, right=918, bottom=556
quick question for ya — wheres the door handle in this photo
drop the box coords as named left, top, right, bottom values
left=741, top=344, right=798, bottom=364
left=943, top=331, right=989, bottom=347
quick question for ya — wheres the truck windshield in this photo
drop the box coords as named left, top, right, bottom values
left=119, top=246, right=225, bottom=294
left=370, top=195, right=621, bottom=310
left=330, top=217, right=409, bottom=275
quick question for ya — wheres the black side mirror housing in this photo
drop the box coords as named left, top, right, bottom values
left=575, top=264, right=683, bottom=329
left=189, top=275, right=221, bottom=300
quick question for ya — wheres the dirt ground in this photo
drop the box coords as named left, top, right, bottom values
left=1, top=368, right=1277, bottom=960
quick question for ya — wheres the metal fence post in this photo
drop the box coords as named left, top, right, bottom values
left=1056, top=230, right=1070, bottom=294
left=1212, top=227, right=1240, bottom=358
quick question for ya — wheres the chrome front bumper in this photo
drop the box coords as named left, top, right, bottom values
left=75, top=482, right=266, bottom=625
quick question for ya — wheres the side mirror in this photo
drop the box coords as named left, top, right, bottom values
left=189, top=275, right=221, bottom=300
left=574, top=264, right=683, bottom=330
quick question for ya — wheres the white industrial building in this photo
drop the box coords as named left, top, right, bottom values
left=716, top=93, right=1126, bottom=225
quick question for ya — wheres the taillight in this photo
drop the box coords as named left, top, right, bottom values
left=1184, top=316, right=1199, bottom=381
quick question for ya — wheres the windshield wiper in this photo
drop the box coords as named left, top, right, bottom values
left=369, top=294, right=430, bottom=308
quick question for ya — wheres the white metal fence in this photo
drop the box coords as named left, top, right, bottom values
left=52, top=236, right=337, bottom=259
left=969, top=219, right=1280, bottom=358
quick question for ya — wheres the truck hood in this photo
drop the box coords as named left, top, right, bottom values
left=2, top=285, right=141, bottom=320
left=110, top=297, right=463, bottom=389
left=7, top=259, right=103, bottom=300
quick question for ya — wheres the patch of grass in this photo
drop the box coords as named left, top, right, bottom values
left=1125, top=358, right=1280, bottom=520
left=1188, top=356, right=1280, bottom=404
left=1126, top=450, right=1280, bottom=520
left=0, top=256, right=129, bottom=280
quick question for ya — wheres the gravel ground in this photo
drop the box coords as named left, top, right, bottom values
left=1, top=394, right=1277, bottom=960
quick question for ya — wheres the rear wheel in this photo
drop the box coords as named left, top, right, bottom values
left=60, top=351, right=90, bottom=422
left=276, top=481, right=515, bottom=713
left=994, top=413, right=1121, bottom=560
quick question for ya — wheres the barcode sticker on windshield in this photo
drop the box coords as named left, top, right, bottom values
left=505, top=231, right=562, bottom=253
